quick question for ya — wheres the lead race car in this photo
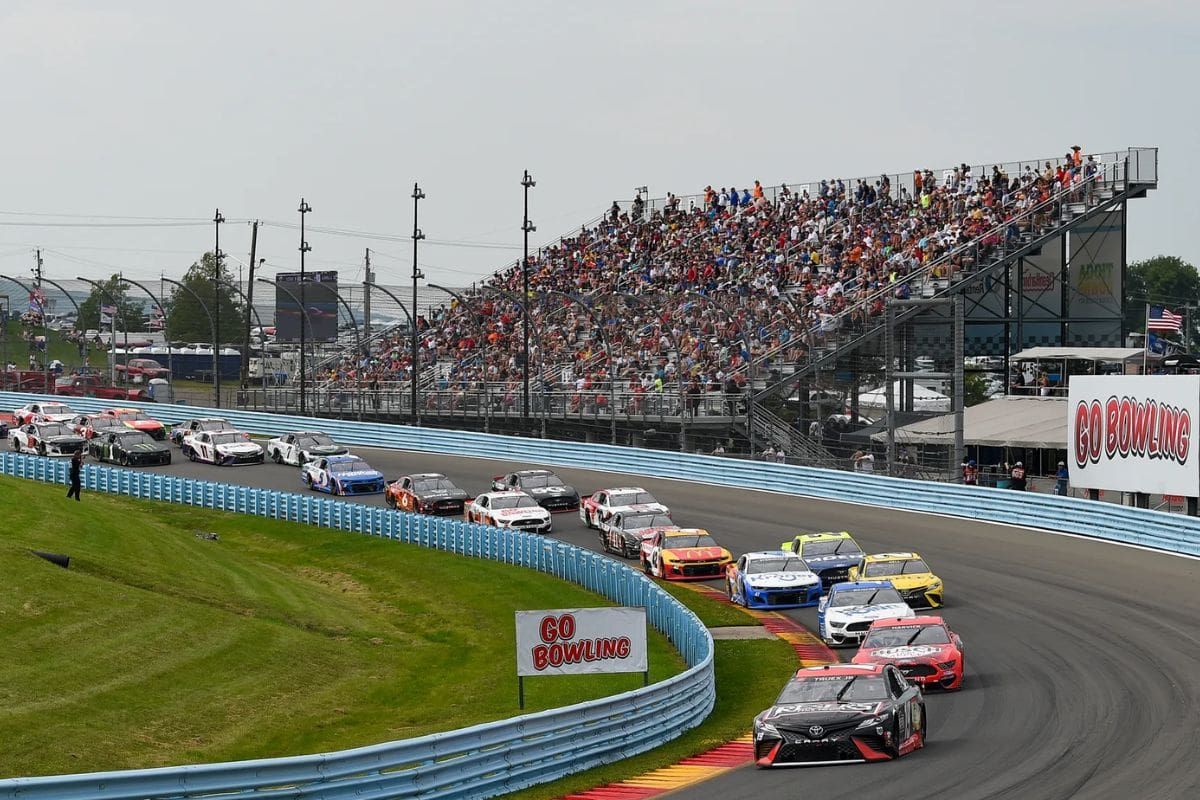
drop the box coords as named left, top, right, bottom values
left=301, top=455, right=386, bottom=495
left=726, top=551, right=822, bottom=609
left=817, top=581, right=915, bottom=647
left=753, top=663, right=926, bottom=766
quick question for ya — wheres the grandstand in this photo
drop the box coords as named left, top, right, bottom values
left=238, top=147, right=1157, bottom=470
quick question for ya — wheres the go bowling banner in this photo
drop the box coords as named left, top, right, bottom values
left=1067, top=376, right=1199, bottom=497
left=515, top=607, right=647, bottom=677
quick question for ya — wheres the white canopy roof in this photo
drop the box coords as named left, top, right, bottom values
left=1010, top=346, right=1144, bottom=363
left=857, top=381, right=951, bottom=412
left=871, top=396, right=1067, bottom=449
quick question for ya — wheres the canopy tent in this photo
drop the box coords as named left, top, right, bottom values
left=871, top=396, right=1067, bottom=449
left=1010, top=346, right=1144, bottom=364
left=857, top=381, right=951, bottom=412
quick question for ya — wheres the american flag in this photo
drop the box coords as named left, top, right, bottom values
left=1147, top=305, right=1183, bottom=332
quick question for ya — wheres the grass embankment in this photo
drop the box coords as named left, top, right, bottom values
left=0, top=477, right=686, bottom=778
left=2, top=319, right=109, bottom=371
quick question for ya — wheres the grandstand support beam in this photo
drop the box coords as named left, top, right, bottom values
left=683, top=290, right=754, bottom=456
left=120, top=277, right=175, bottom=393
left=521, top=170, right=537, bottom=422
left=298, top=198, right=313, bottom=416
left=542, top=290, right=615, bottom=445
left=256, top=277, right=317, bottom=413
left=159, top=276, right=218, bottom=408
left=953, top=293, right=965, bottom=477
left=428, top=284, right=492, bottom=434
left=884, top=304, right=896, bottom=473
left=411, top=183, right=426, bottom=428
left=0, top=273, right=50, bottom=393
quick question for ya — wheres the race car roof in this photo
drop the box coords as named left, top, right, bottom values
left=794, top=663, right=885, bottom=678
left=793, top=531, right=853, bottom=541
left=609, top=503, right=668, bottom=513
left=324, top=454, right=364, bottom=463
left=871, top=615, right=948, bottom=629
left=512, top=469, right=555, bottom=476
left=482, top=490, right=530, bottom=498
left=830, top=580, right=893, bottom=592
left=407, top=472, right=449, bottom=479
left=745, top=550, right=800, bottom=560
left=662, top=528, right=709, bottom=537
left=600, top=486, right=650, bottom=494
left=863, top=551, right=921, bottom=562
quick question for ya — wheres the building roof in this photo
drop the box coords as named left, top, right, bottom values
left=871, top=396, right=1067, bottom=449
left=1010, top=346, right=1144, bottom=363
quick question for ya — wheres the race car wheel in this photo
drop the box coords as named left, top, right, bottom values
left=271, top=450, right=282, bottom=464
left=186, top=447, right=196, bottom=462
left=579, top=506, right=589, bottom=527
left=641, top=557, right=651, bottom=575
left=303, top=474, right=313, bottom=490
left=385, top=492, right=396, bottom=509
left=37, top=442, right=46, bottom=456
left=119, top=453, right=129, bottom=467
left=10, top=438, right=18, bottom=452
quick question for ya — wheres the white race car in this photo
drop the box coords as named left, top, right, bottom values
left=464, top=491, right=553, bottom=534
left=14, top=401, right=75, bottom=425
left=266, top=431, right=349, bottom=466
left=817, top=581, right=916, bottom=647
left=183, top=430, right=264, bottom=466
left=580, top=486, right=669, bottom=528
left=169, top=417, right=236, bottom=448
left=10, top=421, right=87, bottom=457
left=596, top=504, right=675, bottom=558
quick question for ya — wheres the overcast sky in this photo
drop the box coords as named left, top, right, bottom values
left=0, top=0, right=1196, bottom=294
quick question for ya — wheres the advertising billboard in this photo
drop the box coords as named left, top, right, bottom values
left=515, top=607, right=647, bottom=677
left=1067, top=376, right=1199, bottom=497
left=274, top=271, right=339, bottom=344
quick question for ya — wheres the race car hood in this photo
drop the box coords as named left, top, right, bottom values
left=331, top=469, right=383, bottom=481
left=825, top=603, right=914, bottom=624
left=420, top=488, right=470, bottom=501
left=305, top=444, right=349, bottom=456
left=626, top=524, right=674, bottom=541
left=43, top=434, right=85, bottom=445
left=661, top=546, right=730, bottom=562
left=803, top=554, right=864, bottom=570
left=525, top=485, right=577, bottom=497
left=882, top=573, right=939, bottom=590
left=762, top=702, right=882, bottom=728
left=123, top=420, right=164, bottom=431
left=745, top=571, right=821, bottom=590
left=39, top=413, right=75, bottom=423
left=856, top=643, right=956, bottom=664
left=216, top=442, right=262, bottom=455
left=492, top=506, right=549, bottom=520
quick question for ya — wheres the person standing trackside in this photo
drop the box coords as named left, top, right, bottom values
left=1054, top=461, right=1069, bottom=496
left=66, top=450, right=83, bottom=502
left=1009, top=461, right=1027, bottom=491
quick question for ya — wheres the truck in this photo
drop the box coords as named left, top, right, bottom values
left=114, top=357, right=171, bottom=383
left=53, top=374, right=152, bottom=402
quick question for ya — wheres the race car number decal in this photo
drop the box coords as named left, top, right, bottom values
left=871, top=645, right=942, bottom=659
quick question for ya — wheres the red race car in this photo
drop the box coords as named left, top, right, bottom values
left=102, top=407, right=168, bottom=440
left=69, top=413, right=127, bottom=440
left=851, top=616, right=965, bottom=690
left=640, top=528, right=733, bottom=581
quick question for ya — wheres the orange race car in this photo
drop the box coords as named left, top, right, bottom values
left=640, top=528, right=733, bottom=580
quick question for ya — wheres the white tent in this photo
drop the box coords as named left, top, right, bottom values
left=857, top=381, right=951, bottom=412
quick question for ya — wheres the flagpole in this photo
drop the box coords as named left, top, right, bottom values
left=1143, top=303, right=1149, bottom=374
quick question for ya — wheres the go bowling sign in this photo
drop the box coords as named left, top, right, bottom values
left=515, top=607, right=647, bottom=677
left=1067, top=375, right=1199, bottom=497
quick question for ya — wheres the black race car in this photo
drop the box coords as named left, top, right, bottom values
left=88, top=429, right=173, bottom=467
left=491, top=469, right=580, bottom=512
left=385, top=472, right=471, bottom=515
left=753, top=663, right=926, bottom=766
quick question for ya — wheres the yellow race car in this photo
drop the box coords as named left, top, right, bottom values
left=848, top=552, right=944, bottom=609
left=779, top=531, right=865, bottom=590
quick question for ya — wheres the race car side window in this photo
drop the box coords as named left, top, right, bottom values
left=886, top=668, right=906, bottom=698
left=478, top=496, right=488, bottom=508
left=737, top=555, right=748, bottom=571
left=402, top=477, right=412, bottom=490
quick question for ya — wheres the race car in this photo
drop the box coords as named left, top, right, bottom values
left=464, top=490, right=553, bottom=533
left=101, top=407, right=168, bottom=440
left=752, top=663, right=926, bottom=766
left=817, top=581, right=915, bottom=647
left=781, top=531, right=865, bottom=590
left=849, top=552, right=944, bottom=609
left=10, top=421, right=86, bottom=457
left=183, top=430, right=264, bottom=466
left=852, top=616, right=965, bottom=690
left=14, top=401, right=75, bottom=425
left=301, top=455, right=386, bottom=495
left=87, top=429, right=172, bottom=467
left=596, top=504, right=675, bottom=558
left=580, top=487, right=669, bottom=528
left=385, top=473, right=470, bottom=515
left=69, top=413, right=126, bottom=440
left=169, top=417, right=238, bottom=448
left=726, top=550, right=822, bottom=609
left=640, top=528, right=733, bottom=580
left=491, top=469, right=580, bottom=512
left=266, top=431, right=349, bottom=466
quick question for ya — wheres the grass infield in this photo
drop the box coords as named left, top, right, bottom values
left=0, top=476, right=688, bottom=778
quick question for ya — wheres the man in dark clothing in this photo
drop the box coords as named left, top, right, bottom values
left=66, top=451, right=82, bottom=501
left=1009, top=461, right=1027, bottom=491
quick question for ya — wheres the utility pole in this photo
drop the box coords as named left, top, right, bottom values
left=298, top=199, right=312, bottom=415
left=411, top=183, right=425, bottom=426
left=363, top=248, right=373, bottom=342
left=34, top=249, right=45, bottom=389
left=213, top=209, right=224, bottom=408
left=521, top=170, right=536, bottom=421
left=240, top=221, right=259, bottom=390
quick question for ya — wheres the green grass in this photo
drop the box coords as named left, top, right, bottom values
left=0, top=476, right=686, bottom=778
left=655, top=580, right=752, bottom=627
left=3, top=319, right=108, bottom=371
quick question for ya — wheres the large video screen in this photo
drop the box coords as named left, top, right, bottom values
left=274, top=271, right=339, bottom=344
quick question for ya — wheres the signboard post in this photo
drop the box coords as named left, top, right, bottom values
left=514, top=607, right=648, bottom=709
left=1067, top=375, right=1199, bottom=501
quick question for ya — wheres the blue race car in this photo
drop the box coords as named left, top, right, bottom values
left=301, top=455, right=386, bottom=495
left=817, top=581, right=916, bottom=647
left=726, top=550, right=823, bottom=609
left=781, top=531, right=866, bottom=590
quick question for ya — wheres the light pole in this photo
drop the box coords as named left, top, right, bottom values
left=411, top=183, right=426, bottom=427
left=257, top=277, right=317, bottom=413
left=213, top=208, right=225, bottom=406
left=298, top=199, right=312, bottom=415
left=521, top=170, right=536, bottom=422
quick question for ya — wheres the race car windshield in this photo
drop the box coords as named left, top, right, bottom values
left=118, top=412, right=150, bottom=421
left=863, top=626, right=951, bottom=648
left=94, top=417, right=122, bottom=428
left=38, top=424, right=74, bottom=437
left=328, top=460, right=371, bottom=473
left=491, top=495, right=539, bottom=510
left=746, top=557, right=808, bottom=575
left=520, top=475, right=563, bottom=489
left=801, top=539, right=862, bottom=557
left=776, top=676, right=888, bottom=704
left=829, top=587, right=905, bottom=607
left=201, top=421, right=234, bottom=431
left=209, top=433, right=247, bottom=445
left=624, top=513, right=673, bottom=529
left=664, top=534, right=718, bottom=548
left=863, top=558, right=929, bottom=577
left=117, top=432, right=155, bottom=445
left=42, top=405, right=70, bottom=416
left=301, top=435, right=335, bottom=447
left=610, top=490, right=657, bottom=506
left=414, top=478, right=456, bottom=492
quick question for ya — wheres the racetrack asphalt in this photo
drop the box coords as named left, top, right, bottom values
left=123, top=444, right=1200, bottom=799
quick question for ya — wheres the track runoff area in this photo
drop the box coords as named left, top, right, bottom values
left=26, top=422, right=1200, bottom=800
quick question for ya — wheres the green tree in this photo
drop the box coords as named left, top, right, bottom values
left=1124, top=255, right=1200, bottom=339
left=166, top=252, right=245, bottom=344
left=964, top=372, right=990, bottom=407
left=77, top=275, right=145, bottom=333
